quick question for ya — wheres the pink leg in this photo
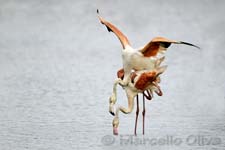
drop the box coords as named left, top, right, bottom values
left=134, top=95, right=139, bottom=136
left=142, top=94, right=146, bottom=135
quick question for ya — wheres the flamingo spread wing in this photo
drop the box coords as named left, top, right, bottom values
left=97, top=10, right=130, bottom=49
left=140, top=37, right=200, bottom=57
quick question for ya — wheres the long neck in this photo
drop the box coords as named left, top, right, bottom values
left=116, top=89, right=136, bottom=116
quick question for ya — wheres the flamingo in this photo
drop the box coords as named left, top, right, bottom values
left=97, top=10, right=200, bottom=115
left=113, top=57, right=166, bottom=135
left=112, top=63, right=167, bottom=135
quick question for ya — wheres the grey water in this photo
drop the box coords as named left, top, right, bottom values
left=0, top=0, right=224, bottom=150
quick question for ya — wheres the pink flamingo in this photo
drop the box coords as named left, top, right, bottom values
left=112, top=58, right=166, bottom=135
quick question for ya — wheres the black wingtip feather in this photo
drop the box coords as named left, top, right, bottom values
left=180, top=41, right=200, bottom=49
left=106, top=26, right=112, bottom=32
left=97, top=9, right=99, bottom=14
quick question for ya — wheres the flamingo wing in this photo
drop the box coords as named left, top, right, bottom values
left=139, top=37, right=200, bottom=57
left=97, top=10, right=131, bottom=49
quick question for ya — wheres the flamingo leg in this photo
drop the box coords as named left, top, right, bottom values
left=143, top=90, right=152, bottom=100
left=142, top=94, right=146, bottom=135
left=134, top=95, right=139, bottom=136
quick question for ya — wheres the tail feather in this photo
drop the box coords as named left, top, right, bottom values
left=156, top=65, right=167, bottom=75
left=155, top=56, right=165, bottom=67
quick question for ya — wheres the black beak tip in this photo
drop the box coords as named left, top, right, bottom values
left=110, top=111, right=115, bottom=116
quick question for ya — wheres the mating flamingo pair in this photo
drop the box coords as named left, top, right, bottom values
left=97, top=10, right=199, bottom=135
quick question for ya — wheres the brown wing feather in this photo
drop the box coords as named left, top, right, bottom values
left=98, top=14, right=130, bottom=49
left=140, top=37, right=179, bottom=57
left=117, top=68, right=124, bottom=79
left=135, top=72, right=157, bottom=90
left=140, top=37, right=200, bottom=57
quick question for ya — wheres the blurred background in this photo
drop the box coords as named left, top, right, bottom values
left=0, top=0, right=224, bottom=149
